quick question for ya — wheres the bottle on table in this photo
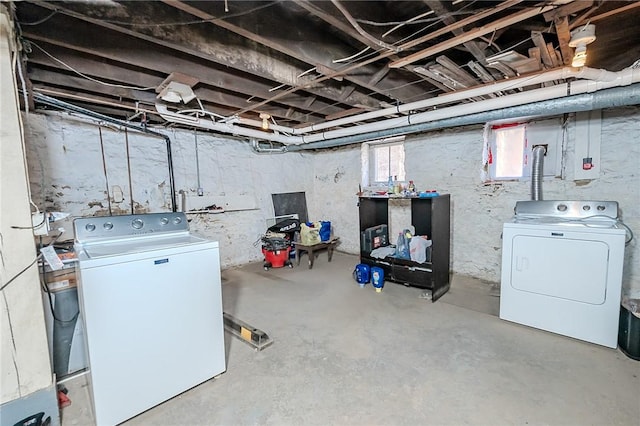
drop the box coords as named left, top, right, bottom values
left=408, top=180, right=416, bottom=194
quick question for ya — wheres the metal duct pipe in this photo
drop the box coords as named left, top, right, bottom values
left=287, top=66, right=625, bottom=135
left=250, top=138, right=287, bottom=153
left=286, top=83, right=640, bottom=151
left=157, top=67, right=640, bottom=146
left=221, top=67, right=626, bottom=135
left=33, top=93, right=178, bottom=212
left=531, top=145, right=545, bottom=200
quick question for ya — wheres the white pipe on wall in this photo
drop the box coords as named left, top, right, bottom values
left=286, top=83, right=640, bottom=151
left=233, top=67, right=631, bottom=135
left=156, top=67, right=640, bottom=146
left=289, top=66, right=626, bottom=135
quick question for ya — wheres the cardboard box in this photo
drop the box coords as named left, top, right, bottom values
left=44, top=267, right=77, bottom=292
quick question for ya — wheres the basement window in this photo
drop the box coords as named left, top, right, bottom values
left=361, top=137, right=406, bottom=188
left=483, top=118, right=562, bottom=182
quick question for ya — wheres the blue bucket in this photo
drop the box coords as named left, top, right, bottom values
left=371, top=266, right=385, bottom=292
left=353, top=264, right=370, bottom=286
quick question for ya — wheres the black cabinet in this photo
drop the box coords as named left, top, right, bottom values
left=358, top=194, right=451, bottom=301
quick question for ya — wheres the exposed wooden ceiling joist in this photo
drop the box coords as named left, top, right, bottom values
left=389, top=3, right=557, bottom=69
left=160, top=0, right=422, bottom=107
left=11, top=0, right=640, bottom=138
left=422, top=0, right=493, bottom=70
left=24, top=0, right=385, bottom=115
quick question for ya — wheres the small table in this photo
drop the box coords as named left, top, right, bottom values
left=292, top=237, right=340, bottom=269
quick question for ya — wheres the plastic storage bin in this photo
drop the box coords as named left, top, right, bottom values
left=618, top=302, right=640, bottom=361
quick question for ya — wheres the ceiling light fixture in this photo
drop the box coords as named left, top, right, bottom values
left=259, top=113, right=271, bottom=130
left=155, top=72, right=199, bottom=104
left=157, top=81, right=196, bottom=104
left=569, top=24, right=596, bottom=68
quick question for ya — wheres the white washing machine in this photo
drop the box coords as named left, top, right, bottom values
left=74, top=212, right=226, bottom=426
left=500, top=200, right=627, bottom=348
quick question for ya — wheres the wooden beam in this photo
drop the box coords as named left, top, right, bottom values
left=576, top=2, right=640, bottom=26
left=295, top=0, right=384, bottom=51
left=528, top=47, right=542, bottom=71
left=435, top=56, right=480, bottom=88
left=161, top=0, right=403, bottom=105
left=185, top=1, right=522, bottom=116
left=302, top=96, right=317, bottom=109
left=368, top=67, right=390, bottom=86
left=31, top=87, right=159, bottom=115
left=423, top=0, right=491, bottom=67
left=467, top=61, right=496, bottom=84
left=543, top=0, right=593, bottom=22
left=485, top=61, right=517, bottom=78
left=531, top=31, right=554, bottom=68
left=568, top=5, right=600, bottom=30
left=389, top=4, right=557, bottom=68
left=325, top=107, right=366, bottom=121
left=315, top=64, right=343, bottom=82
left=413, top=66, right=454, bottom=93
left=339, top=85, right=356, bottom=102
left=397, top=0, right=524, bottom=54
left=547, top=42, right=560, bottom=68
left=22, top=32, right=340, bottom=119
left=28, top=69, right=157, bottom=103
left=27, top=0, right=382, bottom=111
left=554, top=16, right=573, bottom=66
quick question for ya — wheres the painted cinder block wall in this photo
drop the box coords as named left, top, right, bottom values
left=24, top=106, right=639, bottom=298
left=23, top=112, right=315, bottom=268
left=310, top=106, right=639, bottom=298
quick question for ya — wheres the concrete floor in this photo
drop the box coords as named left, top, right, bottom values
left=60, top=251, right=639, bottom=425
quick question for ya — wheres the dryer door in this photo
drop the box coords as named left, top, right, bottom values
left=509, top=234, right=609, bottom=305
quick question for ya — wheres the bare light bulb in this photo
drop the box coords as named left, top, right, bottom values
left=259, top=113, right=271, bottom=130
left=572, top=44, right=587, bottom=68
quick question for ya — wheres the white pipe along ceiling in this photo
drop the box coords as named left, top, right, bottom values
left=155, top=66, right=640, bottom=147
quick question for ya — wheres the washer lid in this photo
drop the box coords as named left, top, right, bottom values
left=76, top=233, right=211, bottom=259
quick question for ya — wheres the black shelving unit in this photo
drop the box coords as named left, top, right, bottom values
left=358, top=194, right=451, bottom=302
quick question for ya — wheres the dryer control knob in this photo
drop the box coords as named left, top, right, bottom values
left=160, top=217, right=169, bottom=225
left=173, top=216, right=182, bottom=225
left=132, top=218, right=144, bottom=229
left=103, top=222, right=114, bottom=230
left=85, top=223, right=96, bottom=232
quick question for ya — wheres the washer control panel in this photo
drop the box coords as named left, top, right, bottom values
left=514, top=200, right=619, bottom=219
left=74, top=212, right=188, bottom=242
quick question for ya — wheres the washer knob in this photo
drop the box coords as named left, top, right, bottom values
left=173, top=216, right=182, bottom=225
left=132, top=218, right=144, bottom=229
left=103, top=222, right=114, bottom=230
left=85, top=223, right=96, bottom=232
left=160, top=217, right=169, bottom=225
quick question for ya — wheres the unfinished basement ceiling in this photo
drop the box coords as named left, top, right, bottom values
left=11, top=0, right=640, bottom=141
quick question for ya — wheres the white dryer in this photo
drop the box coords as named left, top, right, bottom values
left=500, top=200, right=627, bottom=348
